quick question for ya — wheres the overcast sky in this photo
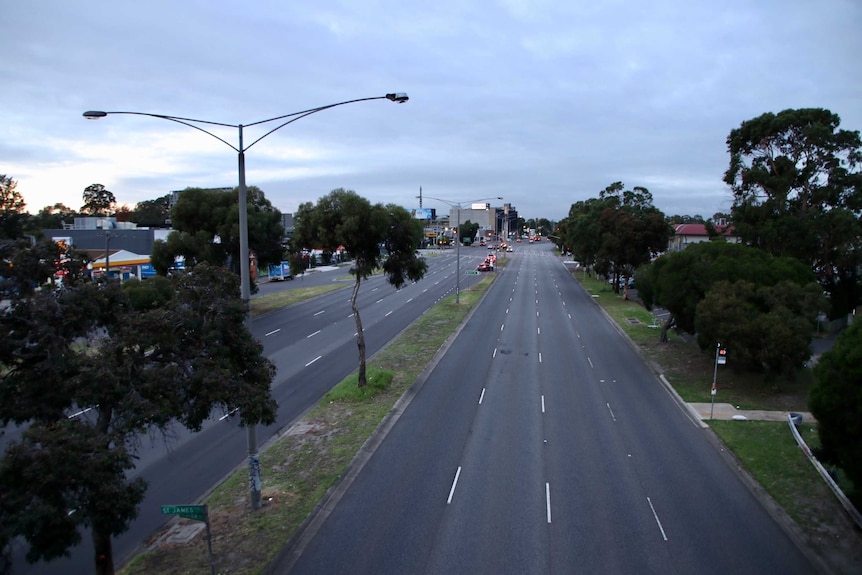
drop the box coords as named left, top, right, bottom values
left=3, top=0, right=860, bottom=222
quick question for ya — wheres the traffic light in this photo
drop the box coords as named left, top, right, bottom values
left=717, top=347, right=727, bottom=365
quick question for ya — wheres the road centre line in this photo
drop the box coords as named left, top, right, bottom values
left=587, top=357, right=593, bottom=368
left=376, top=299, right=384, bottom=304
left=541, top=395, right=545, bottom=413
left=447, top=467, right=462, bottom=504
left=406, top=298, right=413, bottom=303
left=313, top=310, right=325, bottom=316
left=265, top=328, right=281, bottom=336
left=546, top=483, right=552, bottom=523
left=647, top=497, right=668, bottom=541
left=501, top=323, right=505, bottom=331
left=606, top=403, right=617, bottom=421
left=305, top=355, right=322, bottom=367
left=479, top=388, right=486, bottom=404
left=493, top=348, right=497, bottom=358
left=539, top=352, right=543, bottom=363
left=385, top=311, right=393, bottom=317
left=307, top=330, right=321, bottom=338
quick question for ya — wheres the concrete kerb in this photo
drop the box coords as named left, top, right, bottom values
left=263, top=267, right=501, bottom=574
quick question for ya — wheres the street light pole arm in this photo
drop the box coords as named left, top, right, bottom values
left=84, top=110, right=241, bottom=151
left=83, top=93, right=408, bottom=153
left=242, top=94, right=406, bottom=152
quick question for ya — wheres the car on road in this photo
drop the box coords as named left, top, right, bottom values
left=477, top=262, right=493, bottom=272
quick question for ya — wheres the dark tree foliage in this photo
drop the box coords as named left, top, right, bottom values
left=809, top=320, right=862, bottom=507
left=596, top=182, right=671, bottom=294
left=0, top=175, right=26, bottom=240
left=725, top=108, right=862, bottom=318
left=561, top=196, right=613, bottom=272
left=80, top=183, right=117, bottom=216
left=458, top=220, right=479, bottom=244
left=561, top=182, right=671, bottom=295
left=0, top=263, right=276, bottom=575
left=695, top=280, right=824, bottom=380
left=293, top=188, right=427, bottom=387
left=638, top=242, right=817, bottom=342
left=154, top=187, right=284, bottom=285
left=129, top=194, right=172, bottom=228
left=28, top=203, right=78, bottom=232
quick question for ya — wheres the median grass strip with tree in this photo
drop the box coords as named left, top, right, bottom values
left=121, top=274, right=496, bottom=575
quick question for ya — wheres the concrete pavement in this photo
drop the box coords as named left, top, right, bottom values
left=689, top=402, right=814, bottom=423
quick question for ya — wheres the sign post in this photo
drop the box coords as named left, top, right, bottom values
left=162, top=505, right=215, bottom=574
left=710, top=344, right=727, bottom=420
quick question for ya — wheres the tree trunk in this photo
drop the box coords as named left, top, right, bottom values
left=660, top=315, right=676, bottom=343
left=351, top=277, right=367, bottom=387
left=93, top=527, right=114, bottom=575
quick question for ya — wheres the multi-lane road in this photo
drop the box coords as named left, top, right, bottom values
left=9, top=248, right=490, bottom=574
left=285, top=243, right=815, bottom=574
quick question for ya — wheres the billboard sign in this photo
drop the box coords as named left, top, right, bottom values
left=411, top=208, right=436, bottom=220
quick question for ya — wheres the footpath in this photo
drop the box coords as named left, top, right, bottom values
left=688, top=402, right=813, bottom=422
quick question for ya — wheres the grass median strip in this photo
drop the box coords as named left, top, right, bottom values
left=121, top=275, right=495, bottom=575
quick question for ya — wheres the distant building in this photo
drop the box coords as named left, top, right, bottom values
left=668, top=223, right=738, bottom=251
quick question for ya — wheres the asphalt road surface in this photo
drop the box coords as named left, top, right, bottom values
left=286, top=243, right=815, bottom=574
left=7, top=249, right=493, bottom=575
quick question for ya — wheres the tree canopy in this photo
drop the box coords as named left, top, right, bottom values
left=637, top=242, right=823, bottom=378
left=561, top=182, right=671, bottom=294
left=150, top=186, right=284, bottom=281
left=0, top=259, right=276, bottom=574
left=129, top=194, right=172, bottom=228
left=809, top=319, right=862, bottom=507
left=0, top=175, right=26, bottom=240
left=293, top=188, right=427, bottom=387
left=694, top=279, right=823, bottom=379
left=80, top=183, right=117, bottom=216
left=724, top=108, right=862, bottom=318
left=458, top=220, right=479, bottom=244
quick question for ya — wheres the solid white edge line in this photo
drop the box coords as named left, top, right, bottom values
left=447, top=467, right=462, bottom=504
left=647, top=497, right=668, bottom=541
left=546, top=482, right=552, bottom=523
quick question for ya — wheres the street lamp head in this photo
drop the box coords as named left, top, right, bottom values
left=385, top=93, right=409, bottom=103
left=83, top=111, right=108, bottom=119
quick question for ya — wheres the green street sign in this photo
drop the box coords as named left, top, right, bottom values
left=162, top=504, right=207, bottom=521
left=466, top=270, right=479, bottom=275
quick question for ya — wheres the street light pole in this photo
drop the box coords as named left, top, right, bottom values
left=83, top=93, right=408, bottom=509
left=423, top=196, right=502, bottom=304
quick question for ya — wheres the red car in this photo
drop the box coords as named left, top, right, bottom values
left=477, top=262, right=493, bottom=272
